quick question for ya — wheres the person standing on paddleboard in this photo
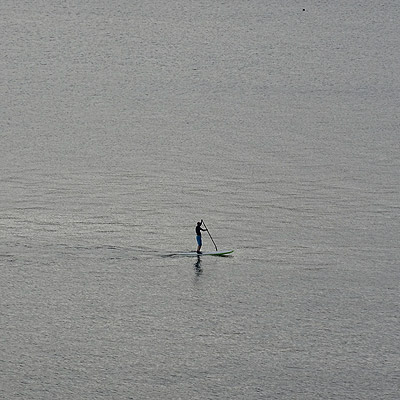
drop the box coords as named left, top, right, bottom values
left=195, top=220, right=207, bottom=254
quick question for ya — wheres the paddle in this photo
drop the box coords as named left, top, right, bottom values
left=201, top=219, right=218, bottom=251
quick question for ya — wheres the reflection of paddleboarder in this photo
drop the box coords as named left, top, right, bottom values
left=195, top=220, right=207, bottom=254
left=194, top=256, right=202, bottom=276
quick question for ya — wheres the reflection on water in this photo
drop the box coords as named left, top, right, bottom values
left=193, top=256, right=202, bottom=276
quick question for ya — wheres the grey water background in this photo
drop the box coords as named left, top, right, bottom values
left=1, top=1, right=399, bottom=399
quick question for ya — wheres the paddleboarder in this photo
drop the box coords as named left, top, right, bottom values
left=195, top=220, right=207, bottom=254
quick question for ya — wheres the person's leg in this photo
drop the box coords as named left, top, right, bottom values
left=196, top=236, right=202, bottom=253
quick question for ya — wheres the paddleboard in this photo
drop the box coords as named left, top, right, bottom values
left=175, top=250, right=234, bottom=257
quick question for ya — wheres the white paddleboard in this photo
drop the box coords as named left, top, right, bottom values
left=175, top=250, right=234, bottom=257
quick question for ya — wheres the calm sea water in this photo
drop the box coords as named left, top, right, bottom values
left=1, top=1, right=399, bottom=399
